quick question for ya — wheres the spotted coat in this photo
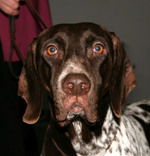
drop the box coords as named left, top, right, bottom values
left=71, top=100, right=150, bottom=156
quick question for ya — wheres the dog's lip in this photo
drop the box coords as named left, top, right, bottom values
left=66, top=103, right=84, bottom=120
left=69, top=103, right=83, bottom=113
left=56, top=102, right=98, bottom=123
left=57, top=111, right=97, bottom=127
left=56, top=103, right=85, bottom=125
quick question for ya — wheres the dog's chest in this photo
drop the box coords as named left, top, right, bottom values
left=71, top=108, right=149, bottom=156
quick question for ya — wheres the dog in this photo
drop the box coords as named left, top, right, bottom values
left=18, top=23, right=150, bottom=156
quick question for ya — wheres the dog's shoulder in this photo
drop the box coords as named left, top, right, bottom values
left=121, top=99, right=150, bottom=155
left=123, top=99, right=150, bottom=124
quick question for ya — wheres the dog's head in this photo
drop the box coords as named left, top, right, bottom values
left=18, top=23, right=136, bottom=126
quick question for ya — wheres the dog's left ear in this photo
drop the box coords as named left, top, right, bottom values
left=18, top=38, right=43, bottom=124
left=109, top=32, right=137, bottom=118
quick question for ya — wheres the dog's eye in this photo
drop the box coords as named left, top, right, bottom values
left=93, top=44, right=104, bottom=54
left=46, top=45, right=57, bottom=55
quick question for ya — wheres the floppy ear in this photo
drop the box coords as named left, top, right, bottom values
left=109, top=33, right=137, bottom=118
left=18, top=38, right=43, bottom=124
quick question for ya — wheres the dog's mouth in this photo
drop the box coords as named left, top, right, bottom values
left=55, top=96, right=98, bottom=127
left=56, top=100, right=87, bottom=126
left=67, top=103, right=85, bottom=120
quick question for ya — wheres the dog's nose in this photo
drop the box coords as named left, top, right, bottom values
left=62, top=74, right=91, bottom=96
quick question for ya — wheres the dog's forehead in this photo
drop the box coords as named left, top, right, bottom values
left=42, top=23, right=108, bottom=40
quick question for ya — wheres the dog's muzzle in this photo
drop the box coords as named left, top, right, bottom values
left=62, top=73, right=91, bottom=119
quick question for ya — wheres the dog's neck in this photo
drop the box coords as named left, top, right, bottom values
left=70, top=106, right=118, bottom=155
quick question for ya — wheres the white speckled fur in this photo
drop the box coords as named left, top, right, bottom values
left=71, top=100, right=150, bottom=156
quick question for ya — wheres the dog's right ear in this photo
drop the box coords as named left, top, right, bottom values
left=18, top=38, right=43, bottom=124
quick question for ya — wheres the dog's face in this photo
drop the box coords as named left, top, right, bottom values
left=39, top=23, right=113, bottom=125
left=18, top=23, right=136, bottom=126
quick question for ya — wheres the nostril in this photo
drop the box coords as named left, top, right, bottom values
left=67, top=83, right=74, bottom=94
left=81, top=84, right=85, bottom=90
left=68, top=83, right=73, bottom=89
left=81, top=83, right=90, bottom=89
left=81, top=83, right=90, bottom=94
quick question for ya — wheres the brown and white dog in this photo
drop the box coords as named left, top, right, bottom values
left=18, top=23, right=150, bottom=156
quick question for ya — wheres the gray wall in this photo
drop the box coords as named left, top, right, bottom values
left=49, top=0, right=150, bottom=103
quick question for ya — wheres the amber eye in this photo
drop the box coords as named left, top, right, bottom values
left=93, top=44, right=104, bottom=54
left=46, top=45, right=57, bottom=55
